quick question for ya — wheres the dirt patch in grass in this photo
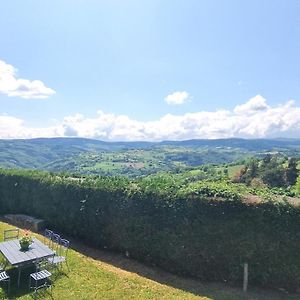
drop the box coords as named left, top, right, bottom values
left=243, top=194, right=300, bottom=206
left=243, top=195, right=262, bottom=204
left=124, top=162, right=145, bottom=169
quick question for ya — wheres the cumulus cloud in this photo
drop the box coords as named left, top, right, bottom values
left=0, top=114, right=63, bottom=139
left=164, top=91, right=189, bottom=105
left=234, top=95, right=269, bottom=114
left=0, top=60, right=55, bottom=99
left=1, top=95, right=300, bottom=140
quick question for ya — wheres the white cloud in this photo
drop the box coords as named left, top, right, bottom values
left=234, top=95, right=269, bottom=114
left=0, top=60, right=55, bottom=99
left=1, top=95, right=300, bottom=140
left=0, top=115, right=24, bottom=138
left=164, top=91, right=189, bottom=105
left=0, top=114, right=63, bottom=139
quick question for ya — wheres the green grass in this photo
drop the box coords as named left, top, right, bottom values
left=0, top=221, right=298, bottom=300
left=227, top=165, right=244, bottom=178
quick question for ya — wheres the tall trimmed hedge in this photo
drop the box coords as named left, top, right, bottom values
left=0, top=169, right=300, bottom=290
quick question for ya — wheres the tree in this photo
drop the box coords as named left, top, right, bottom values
left=223, top=167, right=228, bottom=177
left=285, top=157, right=298, bottom=186
left=261, top=166, right=285, bottom=187
left=295, top=175, right=300, bottom=194
left=247, top=159, right=258, bottom=178
left=262, top=154, right=272, bottom=165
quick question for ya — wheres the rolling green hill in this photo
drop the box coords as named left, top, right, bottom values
left=1, top=137, right=300, bottom=176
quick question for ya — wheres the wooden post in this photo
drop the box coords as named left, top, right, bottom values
left=243, top=263, right=248, bottom=292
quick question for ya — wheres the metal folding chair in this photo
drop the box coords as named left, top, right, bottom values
left=51, top=233, right=61, bottom=252
left=0, top=271, right=10, bottom=294
left=47, top=239, right=70, bottom=271
left=29, top=269, right=52, bottom=299
left=3, top=228, right=19, bottom=241
left=43, top=229, right=53, bottom=248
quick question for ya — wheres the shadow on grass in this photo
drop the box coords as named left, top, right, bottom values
left=3, top=266, right=65, bottom=299
left=3, top=266, right=35, bottom=299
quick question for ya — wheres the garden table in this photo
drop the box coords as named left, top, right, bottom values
left=0, top=237, right=54, bottom=287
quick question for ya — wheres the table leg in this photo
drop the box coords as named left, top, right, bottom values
left=18, top=267, right=21, bottom=287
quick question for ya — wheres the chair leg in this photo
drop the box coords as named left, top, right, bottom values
left=49, top=278, right=52, bottom=294
left=65, top=260, right=70, bottom=271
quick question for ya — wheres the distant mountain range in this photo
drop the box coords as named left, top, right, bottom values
left=0, top=137, right=300, bottom=175
left=160, top=138, right=300, bottom=150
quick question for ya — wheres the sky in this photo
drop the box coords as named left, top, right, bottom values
left=0, top=0, right=300, bottom=141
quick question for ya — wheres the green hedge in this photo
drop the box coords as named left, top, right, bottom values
left=0, top=169, right=300, bottom=290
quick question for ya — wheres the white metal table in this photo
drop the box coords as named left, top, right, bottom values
left=0, top=238, right=54, bottom=287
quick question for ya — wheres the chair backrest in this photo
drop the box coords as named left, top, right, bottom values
left=4, top=228, right=19, bottom=241
left=52, top=233, right=61, bottom=252
left=43, top=229, right=53, bottom=240
left=52, top=233, right=60, bottom=244
left=59, top=239, right=69, bottom=257
left=43, top=229, right=53, bottom=247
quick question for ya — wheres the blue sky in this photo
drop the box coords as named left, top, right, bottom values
left=0, top=0, right=300, bottom=140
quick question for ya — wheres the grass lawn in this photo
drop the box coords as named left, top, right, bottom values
left=0, top=221, right=298, bottom=299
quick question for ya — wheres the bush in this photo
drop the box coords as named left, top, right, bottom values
left=0, top=169, right=300, bottom=290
